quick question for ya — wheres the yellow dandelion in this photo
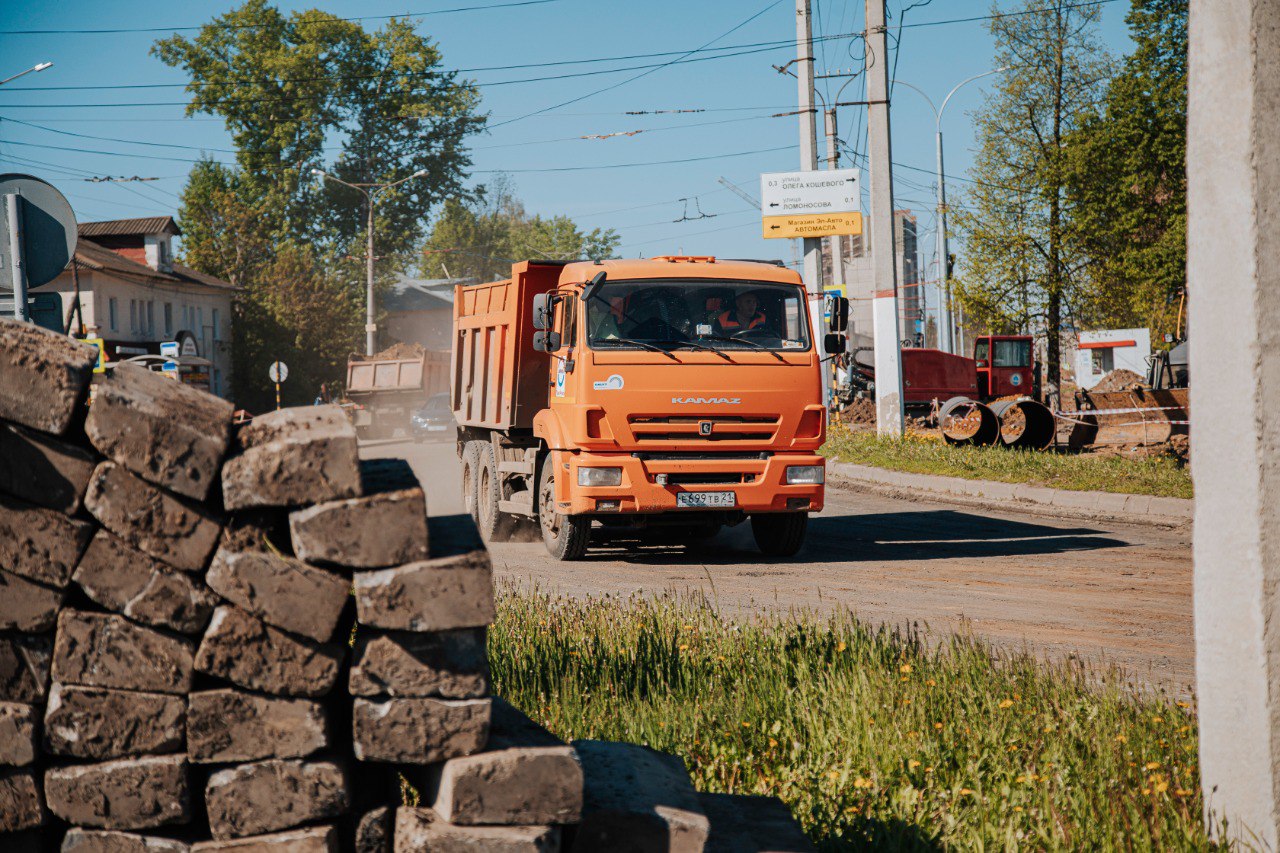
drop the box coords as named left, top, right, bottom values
left=959, top=788, right=974, bottom=796
left=1179, top=725, right=1190, bottom=733
left=658, top=722, right=666, bottom=728
left=1177, top=701, right=1190, bottom=709
left=1175, top=788, right=1193, bottom=797
left=683, top=624, right=694, bottom=630
left=1145, top=761, right=1161, bottom=771
left=1154, top=780, right=1169, bottom=794
left=836, top=641, right=847, bottom=652
left=716, top=655, right=726, bottom=662
left=926, top=679, right=937, bottom=686
left=1153, top=716, right=1163, bottom=723
left=900, top=664, right=913, bottom=674
left=908, top=760, right=921, bottom=769
left=1142, top=788, right=1151, bottom=795
left=1115, top=734, right=1127, bottom=743
left=998, top=699, right=1014, bottom=709
left=828, top=770, right=840, bottom=781
left=925, top=766, right=934, bottom=773
left=934, top=722, right=943, bottom=730
left=741, top=722, right=751, bottom=729
left=1015, top=776, right=1026, bottom=783
left=678, top=644, right=689, bottom=651
left=853, top=777, right=873, bottom=789
left=768, top=738, right=778, bottom=748
left=1014, top=806, right=1023, bottom=813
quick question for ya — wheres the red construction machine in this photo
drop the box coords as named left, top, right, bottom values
left=839, top=326, right=1055, bottom=449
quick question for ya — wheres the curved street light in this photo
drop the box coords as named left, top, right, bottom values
left=313, top=168, right=428, bottom=356
left=894, top=67, right=1010, bottom=354
left=0, top=62, right=53, bottom=86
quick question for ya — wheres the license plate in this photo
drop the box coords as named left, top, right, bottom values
left=676, top=491, right=736, bottom=508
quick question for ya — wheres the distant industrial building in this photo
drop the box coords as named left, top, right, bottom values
left=30, top=217, right=237, bottom=398
left=823, top=209, right=927, bottom=346
left=380, top=274, right=471, bottom=352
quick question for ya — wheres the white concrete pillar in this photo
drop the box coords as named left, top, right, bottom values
left=1189, top=1, right=1280, bottom=846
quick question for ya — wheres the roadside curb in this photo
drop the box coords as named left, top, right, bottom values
left=826, top=461, right=1193, bottom=527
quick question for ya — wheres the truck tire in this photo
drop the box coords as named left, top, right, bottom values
left=461, top=441, right=481, bottom=525
left=476, top=442, right=517, bottom=542
left=750, top=512, right=808, bottom=558
left=538, top=456, right=590, bottom=561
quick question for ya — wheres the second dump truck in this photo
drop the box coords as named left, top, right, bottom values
left=451, top=256, right=833, bottom=560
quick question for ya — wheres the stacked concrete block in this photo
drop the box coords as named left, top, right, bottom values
left=0, top=318, right=813, bottom=851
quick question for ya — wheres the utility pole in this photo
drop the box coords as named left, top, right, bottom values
left=313, top=168, right=427, bottom=356
left=824, top=107, right=845, bottom=294
left=865, top=0, right=904, bottom=436
left=795, top=0, right=828, bottom=401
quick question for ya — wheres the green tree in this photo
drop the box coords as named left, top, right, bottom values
left=156, top=1, right=484, bottom=407
left=952, top=0, right=1111, bottom=394
left=1064, top=0, right=1187, bottom=340
left=421, top=177, right=619, bottom=281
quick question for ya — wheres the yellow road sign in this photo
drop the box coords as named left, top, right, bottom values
left=762, top=211, right=863, bottom=239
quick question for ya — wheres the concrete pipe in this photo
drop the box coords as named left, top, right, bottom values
left=937, top=396, right=1000, bottom=446
left=990, top=398, right=1056, bottom=450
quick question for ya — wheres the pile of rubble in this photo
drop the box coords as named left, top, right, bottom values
left=0, top=319, right=811, bottom=852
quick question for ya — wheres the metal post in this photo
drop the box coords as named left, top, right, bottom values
left=365, top=196, right=376, bottom=357
left=936, top=129, right=953, bottom=353
left=865, top=0, right=904, bottom=436
left=796, top=0, right=828, bottom=403
left=275, top=381, right=281, bottom=411
left=6, top=194, right=27, bottom=321
left=825, top=108, right=846, bottom=294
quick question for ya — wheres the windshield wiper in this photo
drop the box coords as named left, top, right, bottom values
left=700, top=334, right=788, bottom=363
left=652, top=338, right=733, bottom=362
left=594, top=338, right=679, bottom=361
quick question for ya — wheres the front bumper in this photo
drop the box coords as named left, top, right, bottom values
left=561, top=451, right=825, bottom=516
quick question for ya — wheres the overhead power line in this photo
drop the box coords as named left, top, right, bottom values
left=0, top=0, right=562, bottom=35
left=470, top=145, right=791, bottom=174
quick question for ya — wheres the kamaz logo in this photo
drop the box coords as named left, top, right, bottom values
left=672, top=397, right=741, bottom=405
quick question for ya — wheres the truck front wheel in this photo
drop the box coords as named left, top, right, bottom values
left=538, top=458, right=590, bottom=561
left=750, top=512, right=808, bottom=558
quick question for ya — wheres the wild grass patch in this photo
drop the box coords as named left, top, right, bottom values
left=822, top=428, right=1192, bottom=499
left=490, top=587, right=1214, bottom=851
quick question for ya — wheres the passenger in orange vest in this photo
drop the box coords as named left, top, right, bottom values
left=715, top=291, right=767, bottom=334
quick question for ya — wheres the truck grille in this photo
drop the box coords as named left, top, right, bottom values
left=628, top=415, right=780, bottom=443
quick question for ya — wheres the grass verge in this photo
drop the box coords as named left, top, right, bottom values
left=491, top=586, right=1213, bottom=851
left=822, top=428, right=1193, bottom=500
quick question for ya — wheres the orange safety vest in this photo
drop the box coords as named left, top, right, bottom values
left=717, top=309, right=766, bottom=330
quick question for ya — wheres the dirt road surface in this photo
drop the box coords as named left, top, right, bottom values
left=362, top=438, right=1194, bottom=694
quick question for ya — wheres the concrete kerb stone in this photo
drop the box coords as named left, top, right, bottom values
left=220, top=406, right=361, bottom=511
left=44, top=683, right=186, bottom=759
left=394, top=808, right=560, bottom=853
left=0, top=422, right=99, bottom=514
left=826, top=460, right=1192, bottom=526
left=84, top=362, right=234, bottom=502
left=0, top=317, right=99, bottom=435
left=62, top=828, right=193, bottom=853
left=194, top=605, right=343, bottom=698
left=186, top=689, right=327, bottom=764
left=203, top=759, right=347, bottom=840
left=190, top=826, right=338, bottom=852
left=205, top=549, right=349, bottom=643
left=44, top=754, right=190, bottom=830
left=0, top=701, right=37, bottom=765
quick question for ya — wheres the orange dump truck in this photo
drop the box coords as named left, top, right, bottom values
left=451, top=256, right=833, bottom=560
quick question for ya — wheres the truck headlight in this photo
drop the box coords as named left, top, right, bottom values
left=785, top=465, right=824, bottom=485
left=578, top=467, right=622, bottom=487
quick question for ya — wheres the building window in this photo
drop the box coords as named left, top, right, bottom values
left=157, top=241, right=169, bottom=269
left=212, top=309, right=220, bottom=341
left=129, top=300, right=137, bottom=333
left=108, top=298, right=118, bottom=331
left=146, top=301, right=155, bottom=338
left=164, top=303, right=173, bottom=337
left=198, top=307, right=204, bottom=333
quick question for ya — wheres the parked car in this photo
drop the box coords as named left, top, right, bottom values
left=410, top=392, right=456, bottom=442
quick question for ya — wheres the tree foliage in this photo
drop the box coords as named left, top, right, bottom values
left=420, top=177, right=620, bottom=282
left=952, top=0, right=1110, bottom=391
left=1064, top=0, right=1187, bottom=340
left=155, top=0, right=483, bottom=408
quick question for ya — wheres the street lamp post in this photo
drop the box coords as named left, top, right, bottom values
left=0, top=62, right=53, bottom=86
left=312, top=168, right=427, bottom=356
left=893, top=68, right=1008, bottom=354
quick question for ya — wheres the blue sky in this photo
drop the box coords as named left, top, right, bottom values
left=0, top=0, right=1134, bottom=276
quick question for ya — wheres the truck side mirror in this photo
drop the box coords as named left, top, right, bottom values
left=823, top=333, right=846, bottom=355
left=533, top=330, right=561, bottom=352
left=828, top=296, right=850, bottom=333
left=532, top=293, right=553, bottom=330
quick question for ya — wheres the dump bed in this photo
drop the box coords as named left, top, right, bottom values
left=451, top=261, right=563, bottom=430
left=901, top=348, right=980, bottom=404
left=346, top=352, right=449, bottom=399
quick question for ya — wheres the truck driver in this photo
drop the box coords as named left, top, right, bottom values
left=715, top=290, right=768, bottom=334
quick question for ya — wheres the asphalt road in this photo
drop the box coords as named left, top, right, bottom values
left=362, top=437, right=1194, bottom=694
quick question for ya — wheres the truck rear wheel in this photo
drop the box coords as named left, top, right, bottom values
left=538, top=457, right=590, bottom=561
left=476, top=442, right=516, bottom=542
left=461, top=442, right=480, bottom=524
left=751, top=512, right=808, bottom=558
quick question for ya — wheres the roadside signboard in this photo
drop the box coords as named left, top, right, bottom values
left=760, top=168, right=862, bottom=240
left=268, top=361, right=288, bottom=384
left=762, top=211, right=863, bottom=240
left=160, top=341, right=179, bottom=359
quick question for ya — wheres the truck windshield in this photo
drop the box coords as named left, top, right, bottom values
left=585, top=280, right=811, bottom=352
